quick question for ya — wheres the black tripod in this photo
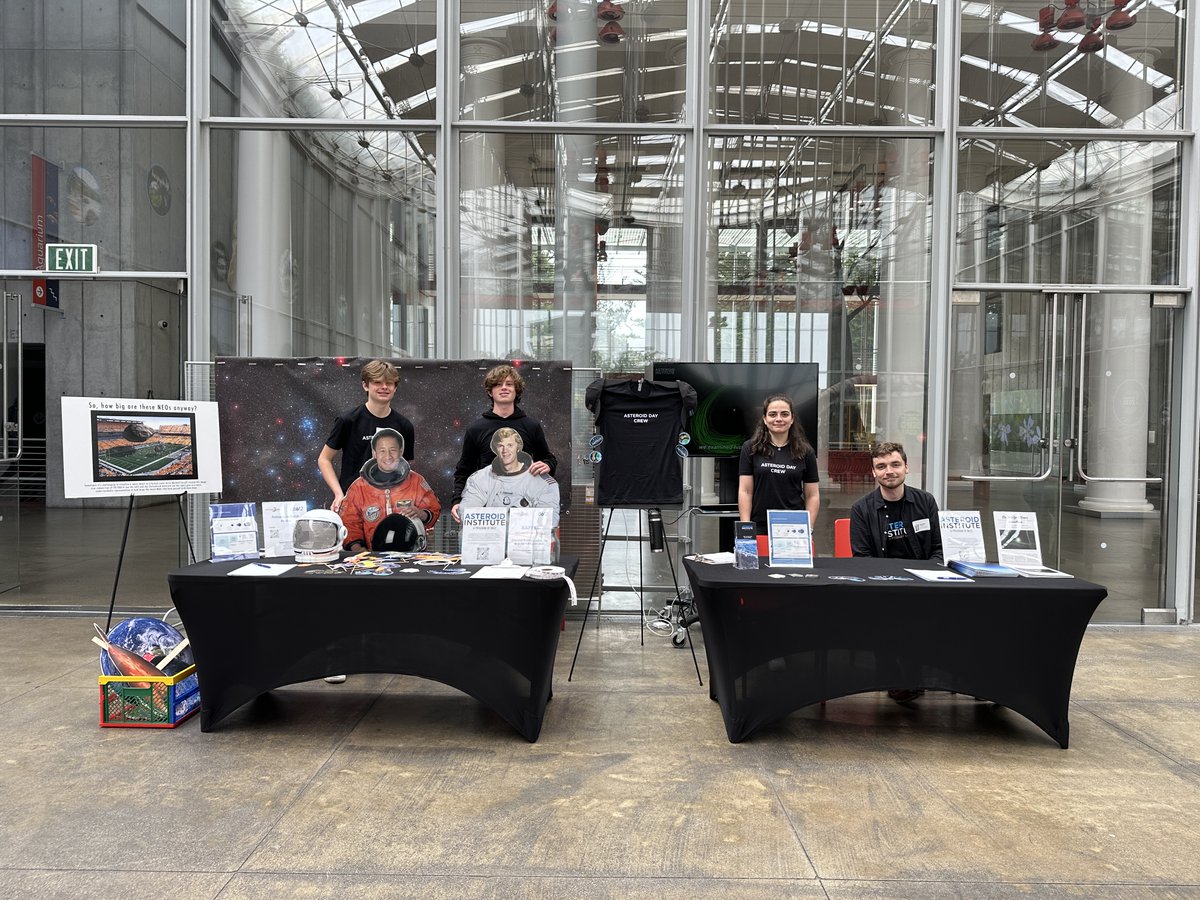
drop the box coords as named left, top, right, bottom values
left=567, top=506, right=702, bottom=684
left=105, top=492, right=197, bottom=631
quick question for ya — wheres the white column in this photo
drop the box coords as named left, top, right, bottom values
left=459, top=37, right=512, bottom=356
left=1077, top=48, right=1156, bottom=514
left=875, top=48, right=934, bottom=468
left=235, top=131, right=293, bottom=356
left=555, top=18, right=600, bottom=366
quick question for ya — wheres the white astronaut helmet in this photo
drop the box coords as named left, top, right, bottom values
left=292, top=508, right=347, bottom=563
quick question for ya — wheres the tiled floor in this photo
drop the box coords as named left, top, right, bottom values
left=1, top=614, right=1199, bottom=897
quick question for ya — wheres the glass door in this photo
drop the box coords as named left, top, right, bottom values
left=947, top=289, right=1171, bottom=622
left=0, top=289, right=22, bottom=594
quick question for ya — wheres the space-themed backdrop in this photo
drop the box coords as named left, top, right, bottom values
left=214, top=357, right=573, bottom=511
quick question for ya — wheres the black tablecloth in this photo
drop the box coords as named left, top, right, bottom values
left=167, top=556, right=577, bottom=742
left=683, top=557, right=1106, bottom=747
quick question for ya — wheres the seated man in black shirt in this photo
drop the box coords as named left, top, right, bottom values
left=850, top=441, right=943, bottom=564
left=849, top=441, right=943, bottom=704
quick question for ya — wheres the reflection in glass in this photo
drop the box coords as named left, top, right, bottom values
left=956, top=140, right=1181, bottom=286
left=215, top=1, right=437, bottom=120
left=0, top=1, right=186, bottom=116
left=0, top=128, right=186, bottom=273
left=459, top=0, right=688, bottom=123
left=209, top=130, right=436, bottom=359
left=706, top=135, right=933, bottom=469
left=709, top=1, right=937, bottom=126
left=946, top=288, right=1171, bottom=623
left=959, top=0, right=1182, bottom=129
left=459, top=131, right=683, bottom=366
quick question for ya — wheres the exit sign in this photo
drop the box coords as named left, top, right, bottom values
left=44, top=243, right=98, bottom=274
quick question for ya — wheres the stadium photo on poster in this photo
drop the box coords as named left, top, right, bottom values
left=90, top=411, right=198, bottom=482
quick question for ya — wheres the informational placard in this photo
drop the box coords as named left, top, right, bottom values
left=766, top=509, right=813, bottom=568
left=938, top=510, right=986, bottom=563
left=993, top=510, right=1044, bottom=568
left=460, top=508, right=508, bottom=566
left=262, top=500, right=310, bottom=557
left=508, top=507, right=554, bottom=566
left=61, top=396, right=223, bottom=498
left=210, top=502, right=259, bottom=561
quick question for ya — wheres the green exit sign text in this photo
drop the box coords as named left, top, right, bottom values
left=44, top=243, right=99, bottom=274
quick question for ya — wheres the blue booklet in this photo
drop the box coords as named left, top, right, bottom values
left=947, top=559, right=1021, bottom=578
left=766, top=509, right=813, bottom=568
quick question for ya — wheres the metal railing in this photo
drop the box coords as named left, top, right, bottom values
left=0, top=436, right=47, bottom=502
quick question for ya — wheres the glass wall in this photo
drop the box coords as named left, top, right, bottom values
left=2, top=0, right=1196, bottom=620
left=0, top=128, right=186, bottom=273
left=959, top=0, right=1184, bottom=129
left=211, top=1, right=437, bottom=120
left=460, top=0, right=690, bottom=123
left=208, top=129, right=436, bottom=358
left=956, top=139, right=1181, bottom=286
left=0, top=1, right=186, bottom=116
left=459, top=130, right=683, bottom=365
left=709, top=1, right=938, bottom=127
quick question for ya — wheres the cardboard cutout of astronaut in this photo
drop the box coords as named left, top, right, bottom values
left=460, top=427, right=560, bottom=525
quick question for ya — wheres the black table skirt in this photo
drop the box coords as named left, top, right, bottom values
left=683, top=557, right=1106, bottom=747
left=168, top=556, right=577, bottom=742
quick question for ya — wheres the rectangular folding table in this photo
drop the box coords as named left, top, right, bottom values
left=683, top=556, right=1106, bottom=747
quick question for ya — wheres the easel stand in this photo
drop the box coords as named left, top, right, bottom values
left=104, top=492, right=197, bottom=632
left=567, top=506, right=702, bottom=684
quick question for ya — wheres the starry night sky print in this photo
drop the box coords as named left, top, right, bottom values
left=215, top=357, right=574, bottom=511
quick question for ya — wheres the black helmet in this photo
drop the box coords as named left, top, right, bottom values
left=371, top=513, right=426, bottom=552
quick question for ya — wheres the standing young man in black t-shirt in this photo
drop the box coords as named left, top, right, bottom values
left=450, top=364, right=556, bottom=523
left=318, top=360, right=416, bottom=514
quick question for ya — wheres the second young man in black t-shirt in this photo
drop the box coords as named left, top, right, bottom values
left=318, top=359, right=415, bottom=514
left=450, top=364, right=556, bottom=522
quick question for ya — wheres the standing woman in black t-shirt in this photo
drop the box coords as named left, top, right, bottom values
left=737, top=394, right=821, bottom=534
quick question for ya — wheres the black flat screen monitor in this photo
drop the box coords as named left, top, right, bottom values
left=650, top=362, right=819, bottom=458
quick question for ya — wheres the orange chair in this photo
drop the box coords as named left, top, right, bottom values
left=834, top=517, right=852, bottom=558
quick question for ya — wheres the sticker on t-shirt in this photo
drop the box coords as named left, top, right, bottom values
left=913, top=518, right=930, bottom=533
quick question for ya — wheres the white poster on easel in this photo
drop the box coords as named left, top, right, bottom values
left=61, top=396, right=224, bottom=498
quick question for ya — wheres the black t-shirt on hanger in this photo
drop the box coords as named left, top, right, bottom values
left=585, top=378, right=696, bottom=507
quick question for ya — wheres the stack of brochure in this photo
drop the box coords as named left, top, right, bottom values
left=1009, top=564, right=1072, bottom=578
left=947, top=560, right=1021, bottom=578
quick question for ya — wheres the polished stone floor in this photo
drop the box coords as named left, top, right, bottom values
left=2, top=610, right=1200, bottom=898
